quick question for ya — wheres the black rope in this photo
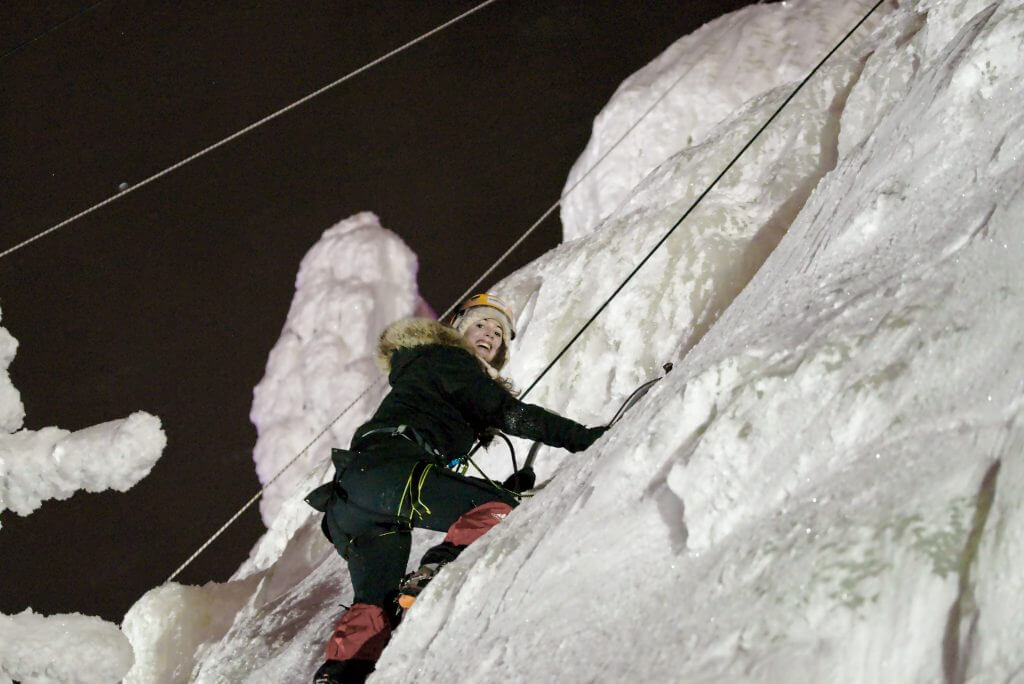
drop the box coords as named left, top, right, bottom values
left=519, top=0, right=885, bottom=402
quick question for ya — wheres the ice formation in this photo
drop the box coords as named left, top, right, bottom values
left=28, top=0, right=1024, bottom=680
left=246, top=212, right=429, bottom=555
left=560, top=1, right=875, bottom=241
left=0, top=312, right=25, bottom=433
left=0, top=412, right=166, bottom=520
left=0, top=309, right=166, bottom=683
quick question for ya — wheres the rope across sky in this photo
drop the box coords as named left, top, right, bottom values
left=0, top=0, right=502, bottom=261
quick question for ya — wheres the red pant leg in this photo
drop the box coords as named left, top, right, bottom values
left=323, top=603, right=392, bottom=662
left=442, top=501, right=514, bottom=546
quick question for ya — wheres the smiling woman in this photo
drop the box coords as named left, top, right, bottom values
left=463, top=317, right=504, bottom=363
left=448, top=292, right=517, bottom=370
left=307, top=293, right=606, bottom=683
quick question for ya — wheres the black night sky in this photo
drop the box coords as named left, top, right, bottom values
left=1, top=1, right=760, bottom=625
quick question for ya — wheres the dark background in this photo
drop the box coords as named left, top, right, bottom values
left=1, top=1, right=759, bottom=624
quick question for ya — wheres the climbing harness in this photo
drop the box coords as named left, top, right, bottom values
left=359, top=425, right=446, bottom=463
left=357, top=425, right=524, bottom=505
left=359, top=424, right=523, bottom=486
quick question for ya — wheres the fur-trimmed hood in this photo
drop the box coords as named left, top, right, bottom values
left=375, top=318, right=505, bottom=377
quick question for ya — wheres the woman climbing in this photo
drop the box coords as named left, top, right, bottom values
left=308, top=293, right=607, bottom=683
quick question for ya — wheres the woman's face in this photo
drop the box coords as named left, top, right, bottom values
left=463, top=318, right=504, bottom=363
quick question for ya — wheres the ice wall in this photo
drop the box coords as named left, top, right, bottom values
left=126, top=0, right=1024, bottom=681
left=376, top=0, right=1024, bottom=681
left=559, top=1, right=874, bottom=240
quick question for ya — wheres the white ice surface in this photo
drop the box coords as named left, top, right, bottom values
left=120, top=578, right=262, bottom=683
left=123, top=0, right=1024, bottom=681
left=559, top=0, right=877, bottom=241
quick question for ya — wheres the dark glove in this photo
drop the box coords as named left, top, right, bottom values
left=502, top=467, right=536, bottom=493
left=566, top=425, right=608, bottom=453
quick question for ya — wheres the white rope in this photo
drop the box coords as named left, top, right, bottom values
left=166, top=380, right=382, bottom=582
left=1, top=0, right=502, bottom=261
left=164, top=9, right=700, bottom=584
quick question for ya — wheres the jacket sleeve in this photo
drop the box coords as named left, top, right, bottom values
left=437, top=347, right=605, bottom=453
left=496, top=400, right=606, bottom=452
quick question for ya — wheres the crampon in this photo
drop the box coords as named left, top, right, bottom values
left=397, top=563, right=440, bottom=610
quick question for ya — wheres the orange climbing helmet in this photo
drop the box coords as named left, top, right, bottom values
left=448, top=293, right=516, bottom=341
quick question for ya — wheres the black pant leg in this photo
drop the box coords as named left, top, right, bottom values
left=413, top=466, right=519, bottom=533
left=327, top=445, right=518, bottom=600
left=407, top=467, right=520, bottom=568
left=325, top=450, right=416, bottom=608
left=345, top=528, right=411, bottom=606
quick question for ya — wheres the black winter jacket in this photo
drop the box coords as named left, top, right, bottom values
left=352, top=319, right=601, bottom=460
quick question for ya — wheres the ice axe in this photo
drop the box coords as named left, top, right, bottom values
left=522, top=362, right=673, bottom=471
